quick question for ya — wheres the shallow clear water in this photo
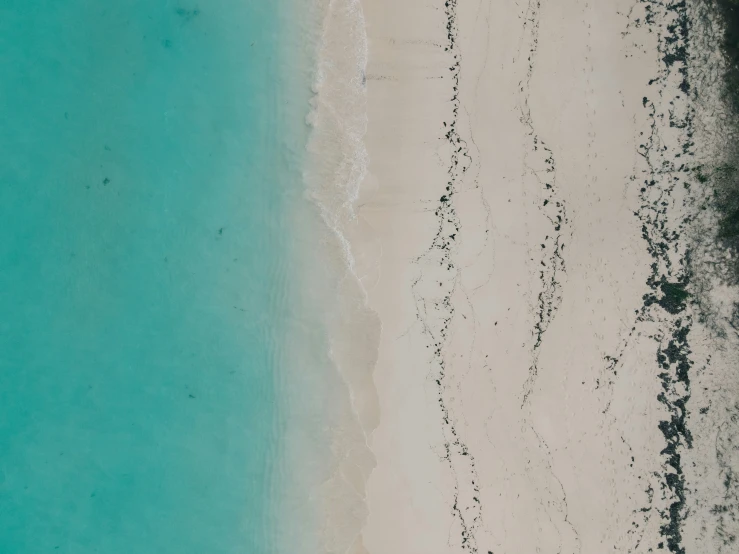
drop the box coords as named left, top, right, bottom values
left=0, top=1, right=308, bottom=552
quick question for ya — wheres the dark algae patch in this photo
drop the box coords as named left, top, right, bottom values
left=643, top=279, right=692, bottom=315
left=660, top=281, right=691, bottom=311
left=655, top=318, right=694, bottom=554
left=175, top=7, right=201, bottom=21
left=647, top=280, right=692, bottom=314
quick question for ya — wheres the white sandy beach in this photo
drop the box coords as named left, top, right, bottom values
left=308, top=0, right=739, bottom=552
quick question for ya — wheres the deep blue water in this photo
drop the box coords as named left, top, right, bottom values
left=0, top=1, right=304, bottom=552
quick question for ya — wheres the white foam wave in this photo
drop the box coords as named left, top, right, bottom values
left=305, top=0, right=370, bottom=297
left=300, top=3, right=382, bottom=553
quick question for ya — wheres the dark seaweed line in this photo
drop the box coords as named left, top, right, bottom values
left=514, top=2, right=580, bottom=553
left=518, top=0, right=569, bottom=410
left=409, top=1, right=482, bottom=551
left=628, top=2, right=696, bottom=553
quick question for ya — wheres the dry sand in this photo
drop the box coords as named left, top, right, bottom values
left=314, top=0, right=739, bottom=552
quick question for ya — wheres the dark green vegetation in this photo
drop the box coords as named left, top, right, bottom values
left=706, top=2, right=739, bottom=277
left=660, top=281, right=692, bottom=313
left=714, top=0, right=739, bottom=110
left=696, top=164, right=739, bottom=240
left=694, top=162, right=739, bottom=278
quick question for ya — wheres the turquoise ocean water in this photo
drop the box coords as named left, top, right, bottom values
left=0, top=1, right=324, bottom=552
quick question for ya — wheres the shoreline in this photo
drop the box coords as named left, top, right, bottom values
left=289, top=0, right=381, bottom=552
